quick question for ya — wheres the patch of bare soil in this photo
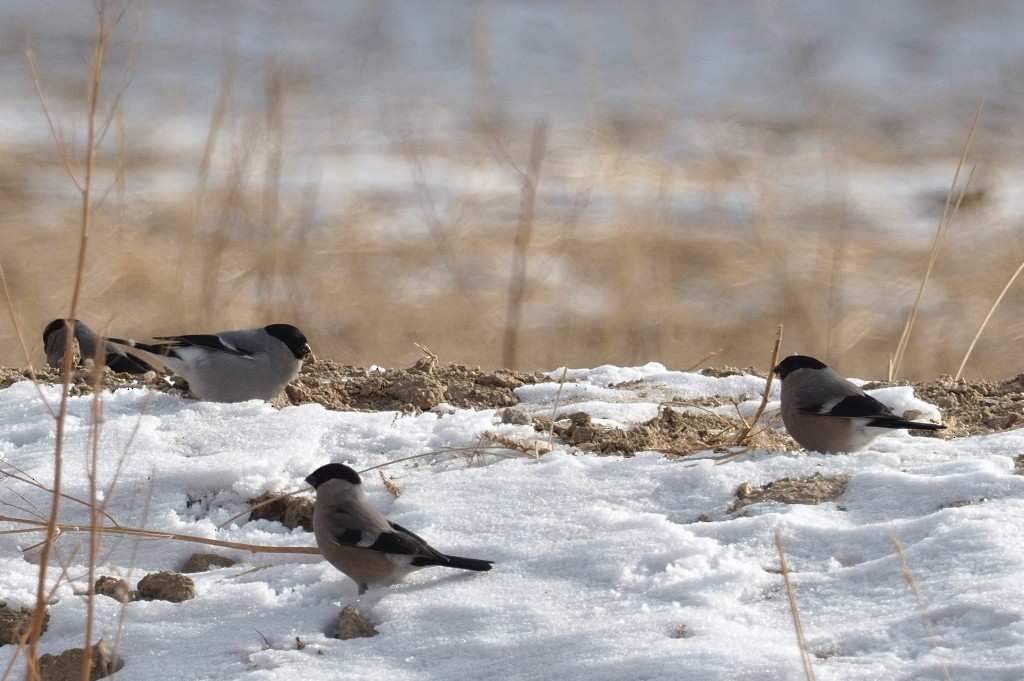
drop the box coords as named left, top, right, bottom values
left=730, top=473, right=850, bottom=512
left=0, top=355, right=545, bottom=413
left=699, top=366, right=767, bottom=379
left=533, top=406, right=792, bottom=458
left=285, top=356, right=545, bottom=412
left=866, top=374, right=1024, bottom=438
left=0, top=365, right=190, bottom=399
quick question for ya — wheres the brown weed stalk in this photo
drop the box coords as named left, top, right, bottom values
left=889, top=99, right=983, bottom=380
left=775, top=532, right=816, bottom=681
left=501, top=120, right=548, bottom=369
left=21, top=3, right=138, bottom=679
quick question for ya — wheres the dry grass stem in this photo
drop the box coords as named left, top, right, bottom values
left=0, top=463, right=118, bottom=526
left=954, top=257, right=1024, bottom=380
left=734, top=325, right=782, bottom=445
left=889, top=529, right=952, bottom=681
left=501, top=119, right=548, bottom=369
left=20, top=5, right=138, bottom=678
left=890, top=98, right=983, bottom=380
left=547, top=367, right=570, bottom=448
left=774, top=532, right=816, bottom=681
left=684, top=348, right=723, bottom=373
left=478, top=432, right=555, bottom=458
left=0, top=513, right=320, bottom=555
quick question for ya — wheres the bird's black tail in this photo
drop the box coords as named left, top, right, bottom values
left=412, top=554, right=494, bottom=571
left=869, top=417, right=945, bottom=432
left=106, top=337, right=175, bottom=356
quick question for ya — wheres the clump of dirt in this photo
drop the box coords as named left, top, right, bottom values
left=0, top=602, right=47, bottom=645
left=181, top=553, right=236, bottom=573
left=94, top=577, right=134, bottom=603
left=729, top=473, right=849, bottom=512
left=700, top=366, right=766, bottom=379
left=38, top=640, right=121, bottom=681
left=334, top=605, right=379, bottom=640
left=136, top=571, right=195, bottom=603
left=535, top=406, right=791, bottom=457
left=285, top=355, right=544, bottom=412
left=248, top=492, right=314, bottom=531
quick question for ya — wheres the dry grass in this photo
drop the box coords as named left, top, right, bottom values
left=775, top=532, right=816, bottom=681
left=0, top=57, right=1021, bottom=383
left=5, top=117, right=1024, bottom=382
left=889, top=99, right=983, bottom=381
left=889, top=529, right=952, bottom=681
left=4, top=9, right=1024, bottom=384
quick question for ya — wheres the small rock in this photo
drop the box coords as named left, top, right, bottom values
left=334, top=605, right=378, bottom=640
left=497, top=408, right=533, bottom=425
left=93, top=577, right=134, bottom=603
left=0, top=603, right=47, bottom=645
left=181, top=553, right=236, bottom=573
left=136, top=572, right=196, bottom=603
left=38, top=639, right=121, bottom=681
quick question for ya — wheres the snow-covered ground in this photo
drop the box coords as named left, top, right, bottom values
left=1, top=364, right=1023, bottom=680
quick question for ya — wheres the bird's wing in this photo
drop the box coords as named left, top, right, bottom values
left=804, top=393, right=891, bottom=419
left=152, top=334, right=256, bottom=357
left=329, top=523, right=433, bottom=557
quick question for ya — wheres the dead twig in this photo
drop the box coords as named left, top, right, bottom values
left=775, top=532, right=816, bottom=681
left=734, top=325, right=783, bottom=445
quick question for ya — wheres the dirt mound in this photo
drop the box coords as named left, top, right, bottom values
left=285, top=355, right=545, bottom=412
left=0, top=365, right=190, bottom=399
left=0, top=355, right=545, bottom=413
left=866, top=374, right=1024, bottom=438
left=531, top=407, right=792, bottom=458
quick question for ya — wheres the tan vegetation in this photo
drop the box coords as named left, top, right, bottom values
left=4, top=49, right=1024, bottom=382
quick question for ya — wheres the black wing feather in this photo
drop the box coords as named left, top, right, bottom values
left=331, top=524, right=429, bottom=557
left=805, top=394, right=890, bottom=419
left=152, top=334, right=255, bottom=356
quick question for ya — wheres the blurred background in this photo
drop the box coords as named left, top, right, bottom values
left=2, top=1, right=1024, bottom=379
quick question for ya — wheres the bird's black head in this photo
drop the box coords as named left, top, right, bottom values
left=772, top=354, right=828, bottom=379
left=305, top=463, right=362, bottom=489
left=43, top=318, right=80, bottom=344
left=265, top=323, right=312, bottom=360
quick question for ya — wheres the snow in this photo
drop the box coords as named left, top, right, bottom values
left=2, top=366, right=1024, bottom=680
